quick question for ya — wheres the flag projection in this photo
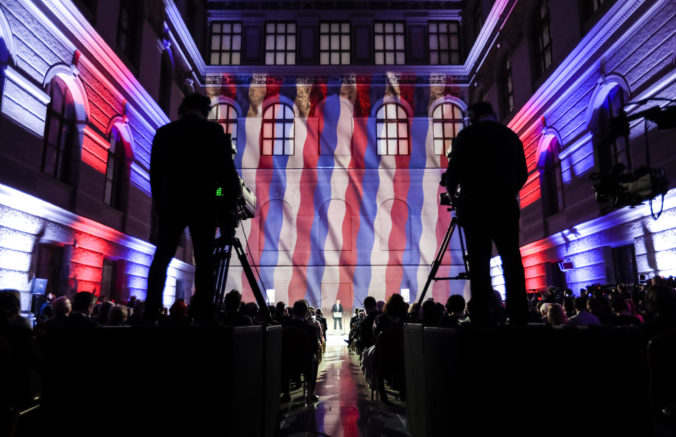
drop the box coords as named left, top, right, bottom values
left=208, top=73, right=469, bottom=311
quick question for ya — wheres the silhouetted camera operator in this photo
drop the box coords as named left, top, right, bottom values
left=146, top=93, right=240, bottom=323
left=445, top=102, right=529, bottom=326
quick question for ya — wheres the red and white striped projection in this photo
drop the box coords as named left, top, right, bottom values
left=211, top=73, right=469, bottom=311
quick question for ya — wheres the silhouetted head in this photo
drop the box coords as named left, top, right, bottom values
left=224, top=289, right=243, bottom=312
left=292, top=299, right=309, bottom=319
left=363, top=296, right=377, bottom=313
left=645, top=284, right=676, bottom=318
left=466, top=101, right=496, bottom=124
left=574, top=296, right=587, bottom=312
left=446, top=294, right=466, bottom=315
left=0, top=290, right=21, bottom=322
left=178, top=93, right=211, bottom=118
left=383, top=294, right=407, bottom=319
left=72, top=292, right=96, bottom=315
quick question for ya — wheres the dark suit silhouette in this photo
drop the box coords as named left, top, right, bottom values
left=332, top=302, right=344, bottom=330
left=446, top=112, right=529, bottom=326
left=146, top=109, right=239, bottom=322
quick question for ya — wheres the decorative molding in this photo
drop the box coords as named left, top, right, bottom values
left=508, top=0, right=660, bottom=135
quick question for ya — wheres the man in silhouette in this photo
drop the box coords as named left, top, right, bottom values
left=146, top=93, right=239, bottom=323
left=332, top=299, right=344, bottom=332
left=445, top=101, right=529, bottom=326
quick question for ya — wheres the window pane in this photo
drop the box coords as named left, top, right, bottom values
left=233, top=35, right=241, bottom=50
left=375, top=22, right=383, bottom=33
left=263, top=123, right=273, bottom=138
left=277, top=23, right=285, bottom=32
left=455, top=122, right=463, bottom=135
left=341, top=52, right=350, bottom=64
left=398, top=122, right=407, bottom=137
left=222, top=53, right=230, bottom=64
left=266, top=23, right=275, bottom=32
left=395, top=35, right=404, bottom=49
left=263, top=139, right=272, bottom=155
left=276, top=35, right=285, bottom=49
left=211, top=35, right=220, bottom=50
left=395, top=23, right=403, bottom=33
left=331, top=52, right=339, bottom=64
left=385, top=23, right=393, bottom=33
left=439, top=36, right=449, bottom=50
left=388, top=139, right=397, bottom=155
left=266, top=35, right=275, bottom=49
left=440, top=53, right=449, bottom=64
left=375, top=35, right=384, bottom=50
left=439, top=22, right=447, bottom=32
left=320, top=52, right=329, bottom=64
left=430, top=52, right=439, bottom=64
left=375, top=52, right=384, bottom=64
left=429, top=36, right=438, bottom=50
left=377, top=139, right=386, bottom=155
left=286, top=52, right=295, bottom=64
left=321, top=35, right=329, bottom=50
left=433, top=123, right=442, bottom=138
left=387, top=122, right=396, bottom=137
left=385, top=36, right=393, bottom=50
left=450, top=35, right=459, bottom=50
left=210, top=53, right=220, bottom=64
left=232, top=52, right=241, bottom=64
left=429, top=23, right=437, bottom=32
left=222, top=35, right=231, bottom=49
left=276, top=52, right=284, bottom=64
left=331, top=22, right=339, bottom=32
left=399, top=139, right=408, bottom=154
left=274, top=139, right=283, bottom=155
left=288, top=35, right=296, bottom=50
left=321, top=22, right=328, bottom=32
left=212, top=23, right=222, bottom=33
left=386, top=104, right=397, bottom=119
left=396, top=53, right=404, bottom=64
left=386, top=52, right=394, bottom=64
left=331, top=35, right=339, bottom=48
left=234, top=23, right=241, bottom=33
left=341, top=35, right=350, bottom=48
left=342, top=23, right=349, bottom=33
left=288, top=23, right=295, bottom=32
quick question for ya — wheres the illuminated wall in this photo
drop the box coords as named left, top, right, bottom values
left=0, top=0, right=195, bottom=310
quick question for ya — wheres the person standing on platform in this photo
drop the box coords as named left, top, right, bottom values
left=445, top=101, right=529, bottom=327
left=332, top=299, right=344, bottom=332
left=146, top=93, right=240, bottom=323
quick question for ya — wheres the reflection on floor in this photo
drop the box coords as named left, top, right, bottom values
left=278, top=334, right=411, bottom=437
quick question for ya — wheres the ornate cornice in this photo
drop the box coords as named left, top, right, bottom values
left=206, top=1, right=461, bottom=10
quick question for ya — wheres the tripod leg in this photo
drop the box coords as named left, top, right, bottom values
left=213, top=241, right=233, bottom=308
left=457, top=224, right=470, bottom=278
left=417, top=218, right=457, bottom=305
left=232, top=238, right=269, bottom=317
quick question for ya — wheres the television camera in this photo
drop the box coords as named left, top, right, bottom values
left=591, top=98, right=674, bottom=218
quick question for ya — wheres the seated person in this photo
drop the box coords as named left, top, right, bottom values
left=221, top=290, right=253, bottom=326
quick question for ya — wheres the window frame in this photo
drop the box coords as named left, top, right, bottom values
left=103, top=127, right=128, bottom=210
left=376, top=102, right=410, bottom=156
left=374, top=21, right=406, bottom=65
left=500, top=56, right=515, bottom=118
left=264, top=21, right=297, bottom=65
left=42, top=79, right=75, bottom=183
left=208, top=21, right=243, bottom=65
left=428, top=21, right=461, bottom=65
left=535, top=0, right=553, bottom=75
left=116, top=0, right=140, bottom=67
left=261, top=103, right=295, bottom=156
left=595, top=87, right=630, bottom=173
left=540, top=138, right=565, bottom=217
left=209, top=102, right=239, bottom=150
left=431, top=102, right=464, bottom=156
left=319, top=21, right=351, bottom=65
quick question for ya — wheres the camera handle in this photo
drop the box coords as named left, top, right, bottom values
left=416, top=209, right=470, bottom=306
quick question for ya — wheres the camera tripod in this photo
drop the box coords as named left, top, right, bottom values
left=213, top=235, right=269, bottom=314
left=416, top=209, right=470, bottom=306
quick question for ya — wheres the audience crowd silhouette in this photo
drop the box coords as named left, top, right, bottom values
left=1, top=274, right=675, bottom=434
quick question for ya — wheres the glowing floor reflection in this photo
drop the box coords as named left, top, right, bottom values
left=278, top=334, right=411, bottom=437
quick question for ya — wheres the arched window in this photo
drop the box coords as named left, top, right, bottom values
left=209, top=102, right=238, bottom=147
left=376, top=103, right=409, bottom=156
left=262, top=103, right=294, bottom=155
left=431, top=102, right=464, bottom=156
left=104, top=126, right=129, bottom=210
left=540, top=137, right=564, bottom=216
left=534, top=1, right=553, bottom=76
left=42, top=78, right=77, bottom=183
left=593, top=85, right=629, bottom=173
